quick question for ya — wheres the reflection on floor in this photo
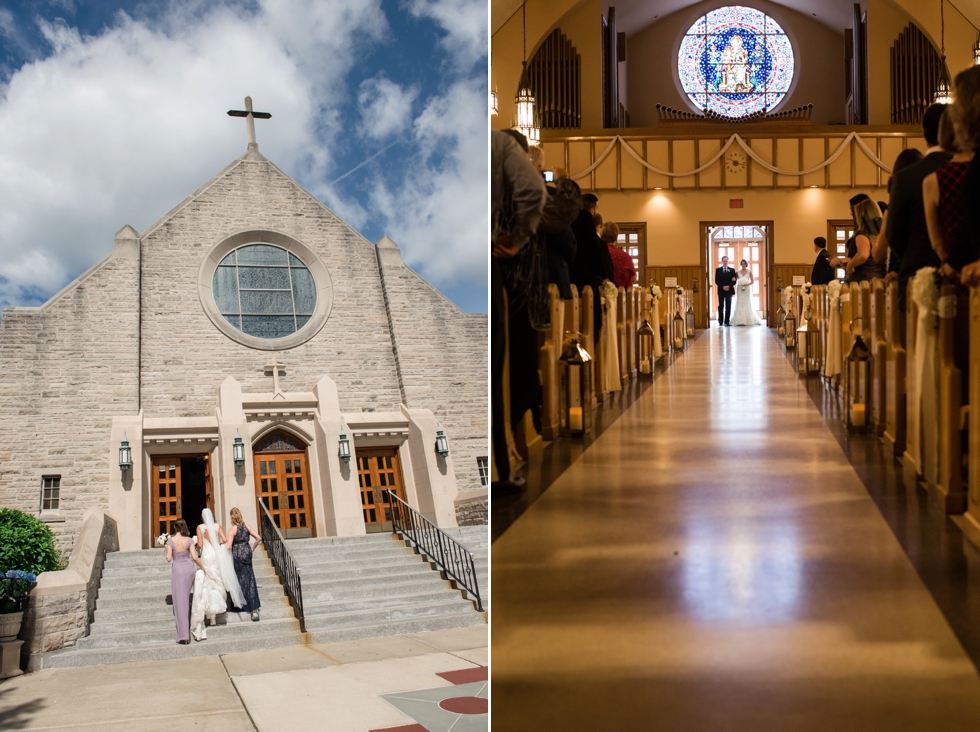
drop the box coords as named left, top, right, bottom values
left=491, top=325, right=980, bottom=731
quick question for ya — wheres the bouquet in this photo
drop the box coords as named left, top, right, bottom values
left=156, top=532, right=170, bottom=547
left=0, top=569, right=37, bottom=613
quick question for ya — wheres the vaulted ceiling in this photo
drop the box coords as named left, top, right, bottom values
left=491, top=0, right=980, bottom=38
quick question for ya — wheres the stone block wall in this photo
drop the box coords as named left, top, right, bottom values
left=21, top=509, right=118, bottom=671
left=376, top=238, right=488, bottom=494
left=0, top=243, right=139, bottom=552
left=138, top=152, right=403, bottom=418
left=455, top=492, right=488, bottom=526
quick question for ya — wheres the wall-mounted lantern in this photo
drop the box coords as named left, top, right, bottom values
left=119, top=433, right=132, bottom=472
left=435, top=427, right=450, bottom=458
left=338, top=427, right=351, bottom=463
left=233, top=430, right=246, bottom=467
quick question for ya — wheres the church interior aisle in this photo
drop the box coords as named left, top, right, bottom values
left=491, top=326, right=980, bottom=731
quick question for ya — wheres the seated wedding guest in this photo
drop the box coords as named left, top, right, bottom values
left=888, top=104, right=951, bottom=307
left=846, top=198, right=886, bottom=283
left=872, top=148, right=924, bottom=282
left=165, top=519, right=202, bottom=645
left=810, top=237, right=835, bottom=286
left=925, top=70, right=979, bottom=274
left=602, top=222, right=635, bottom=288
left=491, top=129, right=546, bottom=496
left=226, top=508, right=263, bottom=621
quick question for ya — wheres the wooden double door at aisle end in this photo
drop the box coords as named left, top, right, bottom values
left=253, top=430, right=315, bottom=539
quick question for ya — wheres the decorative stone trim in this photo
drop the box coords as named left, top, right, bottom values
left=454, top=489, right=488, bottom=527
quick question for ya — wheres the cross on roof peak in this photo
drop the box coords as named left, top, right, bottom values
left=228, top=96, right=272, bottom=152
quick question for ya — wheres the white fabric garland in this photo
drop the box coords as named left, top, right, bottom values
left=600, top=281, right=622, bottom=393
left=569, top=131, right=893, bottom=181
left=826, top=281, right=842, bottom=378
left=649, top=286, right=664, bottom=359
left=910, top=268, right=939, bottom=482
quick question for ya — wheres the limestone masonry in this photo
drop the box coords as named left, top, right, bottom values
left=0, top=148, right=488, bottom=553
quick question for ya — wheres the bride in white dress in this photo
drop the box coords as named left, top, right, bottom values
left=190, top=508, right=246, bottom=641
left=732, top=259, right=763, bottom=326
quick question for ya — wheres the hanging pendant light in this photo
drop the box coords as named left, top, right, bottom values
left=490, top=84, right=498, bottom=116
left=513, top=1, right=540, bottom=145
left=934, top=0, right=954, bottom=104
left=973, top=32, right=980, bottom=66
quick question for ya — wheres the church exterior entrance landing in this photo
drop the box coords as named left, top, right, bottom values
left=0, top=144, right=488, bottom=553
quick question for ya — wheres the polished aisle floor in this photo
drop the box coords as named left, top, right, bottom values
left=491, top=326, right=980, bottom=731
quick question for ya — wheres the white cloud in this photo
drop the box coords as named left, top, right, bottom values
left=405, top=0, right=487, bottom=67
left=0, top=0, right=487, bottom=311
left=358, top=76, right=417, bottom=140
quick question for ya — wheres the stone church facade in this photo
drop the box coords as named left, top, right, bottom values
left=0, top=147, right=488, bottom=552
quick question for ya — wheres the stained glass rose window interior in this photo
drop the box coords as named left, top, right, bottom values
left=212, top=244, right=317, bottom=339
left=677, top=6, right=794, bottom=118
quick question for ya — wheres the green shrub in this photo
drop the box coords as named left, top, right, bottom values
left=0, top=509, right=61, bottom=576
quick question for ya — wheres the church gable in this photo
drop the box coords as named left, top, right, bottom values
left=138, top=150, right=402, bottom=417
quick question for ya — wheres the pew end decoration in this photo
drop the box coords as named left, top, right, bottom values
left=559, top=334, right=594, bottom=436
left=673, top=309, right=686, bottom=351
left=686, top=301, right=696, bottom=338
left=845, top=316, right=873, bottom=431
left=637, top=319, right=657, bottom=375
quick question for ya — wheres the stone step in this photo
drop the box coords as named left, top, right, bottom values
left=301, top=599, right=475, bottom=631
left=285, top=535, right=400, bottom=550
left=93, top=602, right=298, bottom=627
left=95, top=582, right=286, bottom=616
left=99, top=574, right=280, bottom=600
left=300, top=576, right=451, bottom=603
left=301, top=589, right=467, bottom=616
left=103, top=546, right=278, bottom=567
left=284, top=544, right=415, bottom=561
left=76, top=616, right=300, bottom=649
left=298, top=565, right=437, bottom=590
left=303, top=612, right=485, bottom=646
left=41, top=631, right=304, bottom=668
left=288, top=553, right=425, bottom=576
left=100, top=562, right=279, bottom=581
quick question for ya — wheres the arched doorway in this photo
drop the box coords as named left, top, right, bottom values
left=252, top=429, right=315, bottom=539
left=703, top=222, right=771, bottom=323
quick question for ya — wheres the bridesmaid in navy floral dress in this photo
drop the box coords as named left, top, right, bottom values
left=226, top=507, right=263, bottom=620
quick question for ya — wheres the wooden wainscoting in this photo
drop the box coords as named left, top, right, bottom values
left=769, top=264, right=814, bottom=325
left=643, top=266, right=709, bottom=330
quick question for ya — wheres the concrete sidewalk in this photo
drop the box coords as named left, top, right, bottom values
left=0, top=625, right=487, bottom=732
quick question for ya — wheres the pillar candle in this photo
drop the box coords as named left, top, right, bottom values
left=640, top=360, right=651, bottom=374
left=674, top=337, right=682, bottom=349
left=687, top=328, right=694, bottom=336
left=851, top=403, right=866, bottom=426
left=778, top=327, right=785, bottom=336
left=569, top=407, right=583, bottom=431
left=787, top=335, right=795, bottom=347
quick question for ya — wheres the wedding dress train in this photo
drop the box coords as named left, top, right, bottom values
left=732, top=275, right=763, bottom=326
left=190, top=533, right=227, bottom=641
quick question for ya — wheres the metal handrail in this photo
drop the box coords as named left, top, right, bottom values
left=256, top=499, right=305, bottom=632
left=384, top=490, right=483, bottom=612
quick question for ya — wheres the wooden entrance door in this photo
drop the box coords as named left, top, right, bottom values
left=153, top=458, right=181, bottom=538
left=252, top=430, right=314, bottom=539
left=152, top=456, right=214, bottom=541
left=356, top=449, right=406, bottom=532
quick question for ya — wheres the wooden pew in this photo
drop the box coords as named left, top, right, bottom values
left=903, top=291, right=922, bottom=479
left=839, top=283, right=853, bottom=395
left=932, top=282, right=966, bottom=512
left=629, top=287, right=640, bottom=376
left=883, top=279, right=906, bottom=455
left=581, top=285, right=598, bottom=410
left=617, top=287, right=629, bottom=385
left=539, top=284, right=563, bottom=441
left=965, top=286, right=980, bottom=542
left=857, top=281, right=872, bottom=421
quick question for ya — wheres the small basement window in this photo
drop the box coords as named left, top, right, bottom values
left=477, top=457, right=489, bottom=486
left=41, top=475, right=61, bottom=511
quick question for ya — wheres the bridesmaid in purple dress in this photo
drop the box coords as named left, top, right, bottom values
left=166, top=519, right=201, bottom=644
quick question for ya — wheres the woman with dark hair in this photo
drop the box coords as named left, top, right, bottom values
left=165, top=519, right=201, bottom=644
left=225, top=507, right=263, bottom=621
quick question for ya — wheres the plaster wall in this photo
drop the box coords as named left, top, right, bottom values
left=626, top=0, right=846, bottom=126
left=594, top=186, right=886, bottom=267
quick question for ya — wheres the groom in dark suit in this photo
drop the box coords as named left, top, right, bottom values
left=715, top=256, right=738, bottom=326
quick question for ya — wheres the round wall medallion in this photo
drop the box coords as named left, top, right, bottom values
left=198, top=230, right=333, bottom=351
left=726, top=150, right=747, bottom=174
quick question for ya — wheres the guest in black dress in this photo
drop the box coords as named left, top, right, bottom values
left=225, top=507, right=263, bottom=621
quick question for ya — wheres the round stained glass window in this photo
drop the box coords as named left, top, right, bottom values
left=212, top=244, right=316, bottom=339
left=677, top=6, right=795, bottom=118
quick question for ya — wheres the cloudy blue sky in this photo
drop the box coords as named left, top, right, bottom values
left=0, top=0, right=488, bottom=313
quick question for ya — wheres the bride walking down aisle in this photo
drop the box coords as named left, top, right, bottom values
left=732, top=259, right=763, bottom=326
